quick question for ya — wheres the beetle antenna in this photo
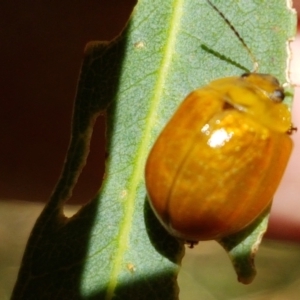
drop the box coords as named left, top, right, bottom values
left=206, top=0, right=258, bottom=73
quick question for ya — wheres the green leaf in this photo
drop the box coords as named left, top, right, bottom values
left=12, top=0, right=296, bottom=299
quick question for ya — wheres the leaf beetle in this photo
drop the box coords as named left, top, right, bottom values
left=145, top=1, right=294, bottom=243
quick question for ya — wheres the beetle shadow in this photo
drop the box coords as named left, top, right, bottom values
left=143, top=197, right=184, bottom=264
left=201, top=44, right=249, bottom=73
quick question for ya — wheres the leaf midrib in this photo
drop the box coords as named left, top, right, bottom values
left=104, top=0, right=184, bottom=299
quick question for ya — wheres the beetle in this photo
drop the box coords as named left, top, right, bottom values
left=144, top=1, right=294, bottom=243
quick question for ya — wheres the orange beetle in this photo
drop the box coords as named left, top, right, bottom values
left=145, top=72, right=293, bottom=242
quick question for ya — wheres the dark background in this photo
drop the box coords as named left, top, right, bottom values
left=0, top=0, right=136, bottom=203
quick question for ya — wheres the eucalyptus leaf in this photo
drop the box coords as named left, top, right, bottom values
left=12, top=0, right=296, bottom=299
